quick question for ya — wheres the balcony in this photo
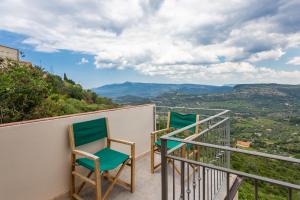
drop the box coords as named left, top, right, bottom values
left=0, top=104, right=299, bottom=200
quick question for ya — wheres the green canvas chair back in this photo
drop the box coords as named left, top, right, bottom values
left=169, top=111, right=197, bottom=133
left=72, top=118, right=108, bottom=147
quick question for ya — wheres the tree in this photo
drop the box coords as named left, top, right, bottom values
left=63, top=73, right=75, bottom=84
left=0, top=59, right=49, bottom=122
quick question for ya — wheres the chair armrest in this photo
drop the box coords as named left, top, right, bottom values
left=108, top=138, right=135, bottom=146
left=72, top=149, right=99, bottom=160
left=151, top=128, right=169, bottom=136
left=108, top=138, right=135, bottom=159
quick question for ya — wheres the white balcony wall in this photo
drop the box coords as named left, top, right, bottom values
left=0, top=104, right=154, bottom=200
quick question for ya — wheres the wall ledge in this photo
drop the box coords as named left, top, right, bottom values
left=0, top=104, right=155, bottom=128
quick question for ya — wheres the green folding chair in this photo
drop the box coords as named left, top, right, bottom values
left=69, top=117, right=135, bottom=200
left=150, top=111, right=200, bottom=174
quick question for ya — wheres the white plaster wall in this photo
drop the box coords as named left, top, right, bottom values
left=0, top=45, right=19, bottom=60
left=0, top=104, right=154, bottom=200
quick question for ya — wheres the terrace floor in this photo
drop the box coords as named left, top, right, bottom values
left=57, top=154, right=234, bottom=200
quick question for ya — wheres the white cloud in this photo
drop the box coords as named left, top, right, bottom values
left=1, top=0, right=300, bottom=83
left=78, top=57, right=89, bottom=65
left=248, top=49, right=285, bottom=62
left=133, top=62, right=300, bottom=85
left=287, top=56, right=300, bottom=66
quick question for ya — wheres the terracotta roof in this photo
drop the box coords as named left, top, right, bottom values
left=236, top=140, right=251, bottom=148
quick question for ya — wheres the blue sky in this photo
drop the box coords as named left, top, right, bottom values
left=0, top=30, right=169, bottom=88
left=1, top=0, right=300, bottom=88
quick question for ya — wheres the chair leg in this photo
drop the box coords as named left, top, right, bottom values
left=131, top=144, right=136, bottom=193
left=94, top=161, right=101, bottom=200
left=103, top=160, right=129, bottom=200
left=70, top=154, right=76, bottom=199
left=77, top=171, right=93, bottom=194
left=150, top=134, right=155, bottom=174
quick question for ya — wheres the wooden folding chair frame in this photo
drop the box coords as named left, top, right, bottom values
left=150, top=112, right=200, bottom=174
left=69, top=118, right=135, bottom=200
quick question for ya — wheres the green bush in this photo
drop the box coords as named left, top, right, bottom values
left=0, top=58, right=118, bottom=123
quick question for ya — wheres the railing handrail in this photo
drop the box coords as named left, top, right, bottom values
left=161, top=109, right=230, bottom=138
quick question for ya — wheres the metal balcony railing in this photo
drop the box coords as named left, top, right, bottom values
left=155, top=106, right=230, bottom=200
left=157, top=106, right=300, bottom=200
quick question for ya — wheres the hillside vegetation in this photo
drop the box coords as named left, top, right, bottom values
left=0, top=58, right=117, bottom=123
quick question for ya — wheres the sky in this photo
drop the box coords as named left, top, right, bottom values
left=1, top=0, right=300, bottom=88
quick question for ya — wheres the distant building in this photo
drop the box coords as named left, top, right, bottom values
left=236, top=140, right=251, bottom=148
left=0, top=45, right=19, bottom=60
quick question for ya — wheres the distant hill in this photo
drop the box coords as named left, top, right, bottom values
left=106, top=83, right=300, bottom=115
left=233, top=84, right=300, bottom=98
left=92, top=82, right=233, bottom=98
left=152, top=83, right=300, bottom=116
left=114, top=95, right=152, bottom=105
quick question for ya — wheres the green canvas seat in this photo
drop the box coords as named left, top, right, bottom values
left=155, top=139, right=192, bottom=150
left=169, top=112, right=198, bottom=133
left=76, top=148, right=129, bottom=171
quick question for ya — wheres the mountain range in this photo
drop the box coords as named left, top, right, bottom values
left=92, top=82, right=233, bottom=98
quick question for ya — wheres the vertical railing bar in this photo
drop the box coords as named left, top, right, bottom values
left=203, top=166, right=206, bottom=200
left=173, top=158, right=175, bottom=200
left=219, top=125, right=223, bottom=192
left=181, top=153, right=185, bottom=200
left=216, top=168, right=219, bottom=190
left=204, top=133, right=206, bottom=163
left=226, top=120, right=231, bottom=169
left=193, top=146, right=196, bottom=200
left=198, top=151, right=201, bottom=200
left=226, top=172, right=230, bottom=200
left=218, top=150, right=221, bottom=189
left=210, top=145, right=214, bottom=200
left=288, top=188, right=292, bottom=200
left=154, top=105, right=157, bottom=131
left=207, top=169, right=209, bottom=200
left=212, top=146, right=215, bottom=197
left=213, top=169, right=216, bottom=197
left=211, top=169, right=213, bottom=200
left=218, top=132, right=223, bottom=188
left=161, top=137, right=168, bottom=200
left=187, top=149, right=190, bottom=200
left=224, top=121, right=227, bottom=168
left=254, top=179, right=258, bottom=200
left=221, top=153, right=224, bottom=184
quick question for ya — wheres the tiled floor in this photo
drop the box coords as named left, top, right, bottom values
left=59, top=154, right=233, bottom=200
